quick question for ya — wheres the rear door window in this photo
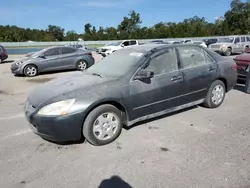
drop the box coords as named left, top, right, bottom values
left=241, top=37, right=246, bottom=42
left=177, top=46, right=207, bottom=69
left=130, top=41, right=137, bottom=45
left=61, top=47, right=76, bottom=54
left=247, top=37, right=250, bottom=42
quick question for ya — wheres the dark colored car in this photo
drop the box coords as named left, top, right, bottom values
left=24, top=44, right=237, bottom=146
left=11, top=46, right=94, bottom=77
left=233, top=52, right=250, bottom=81
left=203, top=38, right=218, bottom=47
left=0, top=45, right=8, bottom=63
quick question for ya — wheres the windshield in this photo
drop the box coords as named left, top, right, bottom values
left=30, top=49, right=47, bottom=57
left=218, top=37, right=234, bottom=43
left=112, top=42, right=121, bottom=46
left=87, top=49, right=144, bottom=78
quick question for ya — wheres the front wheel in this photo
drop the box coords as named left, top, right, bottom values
left=24, top=65, right=38, bottom=77
left=224, top=48, right=232, bottom=56
left=203, top=80, right=226, bottom=108
left=82, top=105, right=123, bottom=146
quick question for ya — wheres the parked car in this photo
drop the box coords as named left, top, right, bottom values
left=96, top=43, right=114, bottom=54
left=209, top=36, right=250, bottom=56
left=11, top=46, right=94, bottom=77
left=24, top=43, right=237, bottom=146
left=233, top=52, right=250, bottom=81
left=192, top=41, right=207, bottom=48
left=202, top=38, right=218, bottom=47
left=101, top=40, right=139, bottom=57
left=0, top=45, right=8, bottom=63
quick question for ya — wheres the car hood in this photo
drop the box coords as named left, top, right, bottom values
left=12, top=57, right=38, bottom=65
left=27, top=72, right=115, bottom=108
left=212, top=42, right=232, bottom=45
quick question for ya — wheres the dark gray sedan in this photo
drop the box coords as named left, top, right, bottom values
left=11, top=46, right=94, bottom=77
left=25, top=44, right=237, bottom=146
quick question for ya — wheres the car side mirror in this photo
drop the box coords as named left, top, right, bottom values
left=121, top=44, right=125, bottom=47
left=135, top=69, right=154, bottom=80
left=39, top=54, right=46, bottom=59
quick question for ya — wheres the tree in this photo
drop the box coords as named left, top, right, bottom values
left=64, top=30, right=78, bottom=41
left=47, top=25, right=65, bottom=41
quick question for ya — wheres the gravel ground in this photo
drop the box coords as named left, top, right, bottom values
left=0, top=54, right=250, bottom=188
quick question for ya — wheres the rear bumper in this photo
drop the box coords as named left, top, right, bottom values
left=0, top=54, right=8, bottom=61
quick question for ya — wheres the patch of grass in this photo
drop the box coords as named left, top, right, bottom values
left=26, top=77, right=54, bottom=83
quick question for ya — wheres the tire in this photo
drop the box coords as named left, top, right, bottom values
left=203, top=80, right=226, bottom=108
left=76, top=60, right=88, bottom=71
left=224, top=48, right=232, bottom=56
left=83, top=104, right=123, bottom=146
left=24, top=64, right=38, bottom=77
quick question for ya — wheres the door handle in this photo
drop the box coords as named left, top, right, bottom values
left=171, top=75, right=182, bottom=81
left=208, top=66, right=216, bottom=72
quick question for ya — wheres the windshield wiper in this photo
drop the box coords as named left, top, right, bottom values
left=92, top=73, right=102, bottom=78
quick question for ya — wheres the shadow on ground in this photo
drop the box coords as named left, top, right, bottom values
left=0, top=60, right=14, bottom=64
left=98, top=176, right=132, bottom=188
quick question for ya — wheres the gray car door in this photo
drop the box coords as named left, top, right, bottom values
left=127, top=48, right=188, bottom=121
left=59, top=47, right=78, bottom=69
left=176, top=46, right=218, bottom=103
left=39, top=48, right=62, bottom=72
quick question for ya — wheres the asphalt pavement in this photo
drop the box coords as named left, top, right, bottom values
left=0, top=53, right=250, bottom=188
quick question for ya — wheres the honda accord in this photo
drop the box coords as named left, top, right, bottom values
left=25, top=44, right=237, bottom=146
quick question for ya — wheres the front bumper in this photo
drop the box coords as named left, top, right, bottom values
left=10, top=64, right=23, bottom=75
left=210, top=48, right=225, bottom=55
left=25, top=110, right=84, bottom=142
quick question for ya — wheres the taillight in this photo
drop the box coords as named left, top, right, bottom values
left=232, top=64, right=237, bottom=70
left=87, top=52, right=92, bottom=56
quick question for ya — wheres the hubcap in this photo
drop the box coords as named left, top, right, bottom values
left=78, top=61, right=87, bottom=70
left=93, top=112, right=119, bottom=141
left=26, top=66, right=37, bottom=76
left=211, top=85, right=224, bottom=105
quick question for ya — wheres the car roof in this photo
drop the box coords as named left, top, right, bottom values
left=119, top=43, right=208, bottom=55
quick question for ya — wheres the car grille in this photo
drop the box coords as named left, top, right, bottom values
left=210, top=45, right=221, bottom=49
left=101, top=49, right=108, bottom=52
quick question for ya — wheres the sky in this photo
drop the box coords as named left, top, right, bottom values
left=0, top=0, right=232, bottom=33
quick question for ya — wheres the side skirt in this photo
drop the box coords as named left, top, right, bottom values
left=126, top=99, right=205, bottom=126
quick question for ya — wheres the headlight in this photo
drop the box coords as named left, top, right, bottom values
left=37, top=99, right=75, bottom=116
left=222, top=45, right=226, bottom=48
left=16, top=61, right=22, bottom=65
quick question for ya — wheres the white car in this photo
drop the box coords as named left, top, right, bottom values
left=184, top=40, right=207, bottom=48
left=101, top=40, right=139, bottom=57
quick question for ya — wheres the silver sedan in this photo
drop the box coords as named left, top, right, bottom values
left=11, top=46, right=95, bottom=77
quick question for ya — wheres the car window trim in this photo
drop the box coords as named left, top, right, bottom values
left=176, top=46, right=215, bottom=70
left=130, top=47, right=179, bottom=82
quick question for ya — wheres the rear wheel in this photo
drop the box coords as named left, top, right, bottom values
left=24, top=65, right=38, bottom=77
left=203, top=80, right=226, bottom=108
left=76, top=60, right=88, bottom=71
left=82, top=105, right=123, bottom=146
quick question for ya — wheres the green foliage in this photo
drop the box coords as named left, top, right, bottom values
left=0, top=1, right=250, bottom=42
